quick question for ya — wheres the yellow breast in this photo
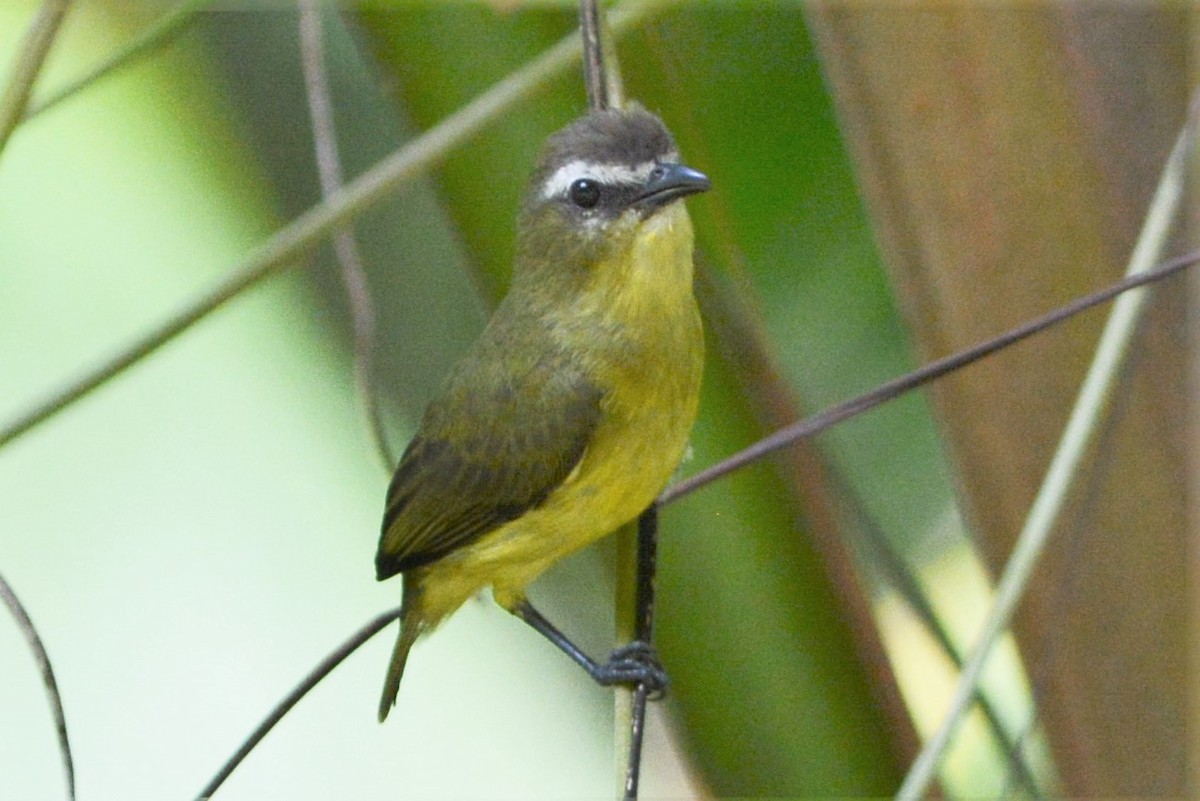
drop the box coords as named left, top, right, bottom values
left=418, top=202, right=703, bottom=620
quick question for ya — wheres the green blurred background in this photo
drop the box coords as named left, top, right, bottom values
left=0, top=3, right=1054, bottom=799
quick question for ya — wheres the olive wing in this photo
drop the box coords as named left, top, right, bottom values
left=375, top=374, right=603, bottom=580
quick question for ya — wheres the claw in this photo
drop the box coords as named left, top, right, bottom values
left=594, top=640, right=669, bottom=698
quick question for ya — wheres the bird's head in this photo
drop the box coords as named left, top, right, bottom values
left=513, top=105, right=710, bottom=288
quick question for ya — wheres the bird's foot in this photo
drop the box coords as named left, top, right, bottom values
left=593, top=640, right=669, bottom=699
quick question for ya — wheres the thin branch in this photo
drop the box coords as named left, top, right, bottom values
left=0, top=0, right=72, bottom=156
left=580, top=0, right=625, bottom=113
left=23, top=0, right=206, bottom=121
left=0, top=0, right=679, bottom=451
left=297, top=2, right=395, bottom=472
left=577, top=0, right=643, bottom=793
left=895, top=96, right=1194, bottom=801
left=0, top=571, right=74, bottom=801
left=194, top=606, right=402, bottom=800
left=821, top=460, right=1043, bottom=797
left=659, top=247, right=1200, bottom=509
left=580, top=0, right=607, bottom=112
left=621, top=507, right=659, bottom=801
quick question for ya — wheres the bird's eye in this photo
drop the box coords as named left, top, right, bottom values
left=568, top=178, right=601, bottom=209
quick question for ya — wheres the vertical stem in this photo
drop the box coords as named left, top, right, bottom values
left=579, top=0, right=624, bottom=112
left=297, top=1, right=395, bottom=472
left=626, top=506, right=660, bottom=800
left=579, top=0, right=607, bottom=111
left=579, top=0, right=638, bottom=795
left=614, top=520, right=637, bottom=795
left=615, top=506, right=659, bottom=801
left=634, top=505, right=659, bottom=641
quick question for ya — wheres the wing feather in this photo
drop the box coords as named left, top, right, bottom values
left=375, top=361, right=602, bottom=580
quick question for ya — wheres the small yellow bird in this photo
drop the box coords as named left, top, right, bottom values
left=375, top=105, right=708, bottom=721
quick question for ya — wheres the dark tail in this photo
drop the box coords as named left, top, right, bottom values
left=378, top=579, right=423, bottom=723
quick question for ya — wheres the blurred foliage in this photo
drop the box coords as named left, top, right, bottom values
left=808, top=7, right=1190, bottom=796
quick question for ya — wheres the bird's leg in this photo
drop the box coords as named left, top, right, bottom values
left=511, top=599, right=669, bottom=696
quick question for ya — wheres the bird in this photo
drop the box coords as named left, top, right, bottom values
left=375, top=104, right=709, bottom=722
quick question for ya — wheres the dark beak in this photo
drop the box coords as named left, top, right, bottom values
left=634, top=162, right=711, bottom=213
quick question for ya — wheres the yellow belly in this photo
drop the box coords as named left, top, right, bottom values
left=414, top=203, right=703, bottom=624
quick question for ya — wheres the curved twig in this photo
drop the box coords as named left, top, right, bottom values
left=194, top=606, right=402, bottom=799
left=0, top=571, right=74, bottom=801
left=297, top=2, right=396, bottom=472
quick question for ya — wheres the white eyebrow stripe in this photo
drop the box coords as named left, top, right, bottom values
left=539, top=159, right=656, bottom=201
